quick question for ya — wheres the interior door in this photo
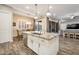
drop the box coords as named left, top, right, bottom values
left=0, top=11, right=11, bottom=43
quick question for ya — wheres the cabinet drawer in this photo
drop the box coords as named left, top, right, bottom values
left=27, top=35, right=33, bottom=49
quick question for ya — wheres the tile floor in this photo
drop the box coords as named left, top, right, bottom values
left=0, top=40, right=36, bottom=55
left=0, top=37, right=79, bottom=55
left=58, top=36, right=79, bottom=55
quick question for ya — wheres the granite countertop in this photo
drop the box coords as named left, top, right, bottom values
left=23, top=31, right=59, bottom=40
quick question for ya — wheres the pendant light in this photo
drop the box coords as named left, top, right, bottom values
left=46, top=12, right=51, bottom=16
left=34, top=4, right=38, bottom=20
left=46, top=4, right=52, bottom=17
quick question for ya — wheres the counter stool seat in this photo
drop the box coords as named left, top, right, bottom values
left=69, top=33, right=75, bottom=39
left=75, top=33, right=79, bottom=39
left=63, top=32, right=69, bottom=38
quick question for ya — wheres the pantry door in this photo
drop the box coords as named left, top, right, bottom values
left=0, top=11, right=12, bottom=43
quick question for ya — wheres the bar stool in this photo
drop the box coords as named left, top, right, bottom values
left=75, top=32, right=79, bottom=39
left=16, top=30, right=23, bottom=41
left=69, top=32, right=75, bottom=39
left=63, top=32, right=69, bottom=38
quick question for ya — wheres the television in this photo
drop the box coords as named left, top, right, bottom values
left=67, top=24, right=79, bottom=29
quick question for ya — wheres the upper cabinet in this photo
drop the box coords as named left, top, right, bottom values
left=41, top=16, right=59, bottom=33
left=48, top=20, right=59, bottom=33
left=13, top=14, right=35, bottom=31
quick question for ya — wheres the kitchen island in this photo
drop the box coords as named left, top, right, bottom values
left=23, top=31, right=59, bottom=55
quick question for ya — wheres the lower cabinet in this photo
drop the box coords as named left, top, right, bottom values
left=38, top=43, right=58, bottom=55
left=38, top=43, right=48, bottom=55
left=33, top=40, right=39, bottom=54
left=27, top=35, right=59, bottom=55
left=27, top=35, right=39, bottom=54
left=39, top=37, right=59, bottom=55
left=27, top=35, right=33, bottom=49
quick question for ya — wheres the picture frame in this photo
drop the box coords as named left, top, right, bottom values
left=13, top=22, right=16, bottom=26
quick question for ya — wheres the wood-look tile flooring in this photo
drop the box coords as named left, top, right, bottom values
left=0, top=40, right=37, bottom=55
left=58, top=36, right=79, bottom=55
left=0, top=37, right=79, bottom=55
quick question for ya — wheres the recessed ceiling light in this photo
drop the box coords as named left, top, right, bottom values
left=25, top=6, right=30, bottom=9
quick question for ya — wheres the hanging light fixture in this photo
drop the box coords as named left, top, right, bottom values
left=34, top=4, right=38, bottom=20
left=46, top=12, right=51, bottom=16
left=34, top=16, right=38, bottom=19
left=46, top=4, right=52, bottom=17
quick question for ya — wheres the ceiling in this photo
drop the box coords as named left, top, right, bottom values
left=7, top=4, right=79, bottom=18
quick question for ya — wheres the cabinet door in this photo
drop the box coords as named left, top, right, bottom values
left=39, top=38, right=59, bottom=55
left=32, top=36, right=39, bottom=54
left=39, top=43, right=55, bottom=55
left=33, top=41, right=39, bottom=54
left=39, top=43, right=48, bottom=55
left=27, top=35, right=33, bottom=49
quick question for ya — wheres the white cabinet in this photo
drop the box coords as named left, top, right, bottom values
left=27, top=35, right=33, bottom=49
left=38, top=44, right=55, bottom=55
left=32, top=38, right=39, bottom=54
left=27, top=34, right=59, bottom=55
left=38, top=39, right=49, bottom=55
left=39, top=38, right=59, bottom=55
left=27, top=35, right=39, bottom=54
left=33, top=41, right=39, bottom=54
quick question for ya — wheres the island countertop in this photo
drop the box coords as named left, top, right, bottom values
left=23, top=31, right=59, bottom=40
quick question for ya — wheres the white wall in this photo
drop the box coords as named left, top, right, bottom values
left=60, top=21, right=79, bottom=31
left=60, top=23, right=67, bottom=30
left=0, top=5, right=13, bottom=43
left=59, top=21, right=79, bottom=35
